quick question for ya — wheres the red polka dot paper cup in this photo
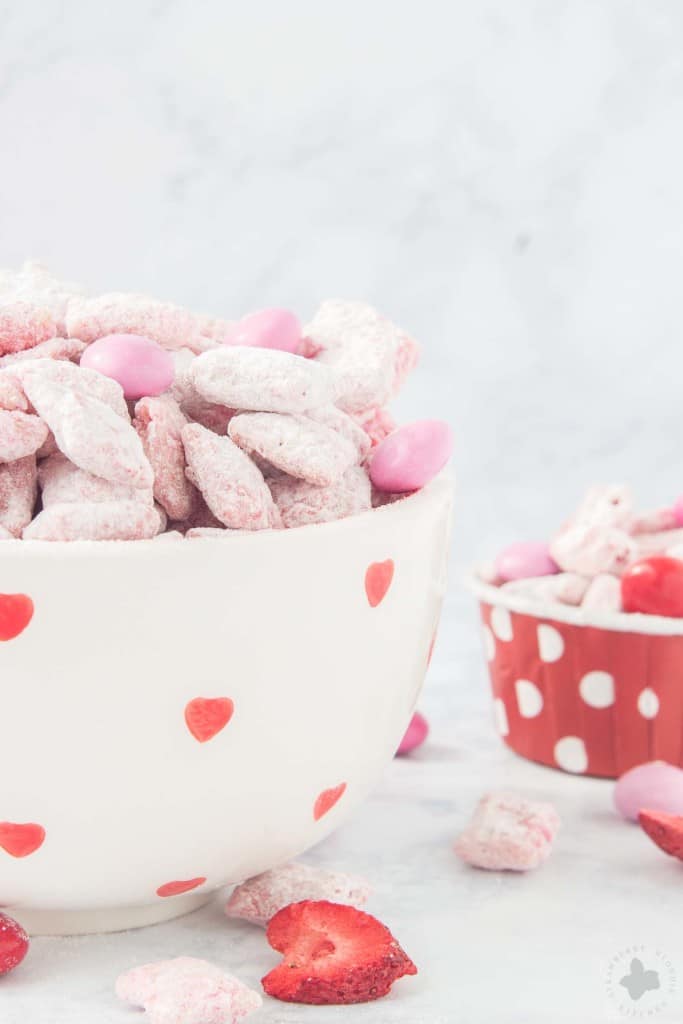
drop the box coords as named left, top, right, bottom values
left=469, top=574, right=683, bottom=779
left=0, top=474, right=452, bottom=936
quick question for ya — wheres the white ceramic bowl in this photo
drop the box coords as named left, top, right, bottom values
left=0, top=473, right=452, bottom=934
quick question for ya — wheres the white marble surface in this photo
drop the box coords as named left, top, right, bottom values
left=3, top=0, right=683, bottom=1019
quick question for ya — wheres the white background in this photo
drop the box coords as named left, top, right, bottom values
left=2, top=2, right=683, bottom=1021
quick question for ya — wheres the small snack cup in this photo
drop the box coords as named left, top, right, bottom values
left=468, top=573, right=683, bottom=779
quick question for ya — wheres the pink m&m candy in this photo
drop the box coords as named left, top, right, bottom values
left=369, top=420, right=453, bottom=493
left=225, top=309, right=302, bottom=354
left=80, top=333, right=174, bottom=400
left=495, top=542, right=558, bottom=582
left=396, top=711, right=429, bottom=756
left=614, top=761, right=683, bottom=822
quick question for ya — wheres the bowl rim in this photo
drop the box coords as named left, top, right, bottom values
left=466, top=569, right=683, bottom=636
left=3, top=470, right=454, bottom=559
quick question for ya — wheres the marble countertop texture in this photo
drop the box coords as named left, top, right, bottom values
left=2, top=0, right=683, bottom=1020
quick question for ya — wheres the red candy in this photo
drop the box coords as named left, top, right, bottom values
left=0, top=912, right=29, bottom=975
left=621, top=556, right=683, bottom=617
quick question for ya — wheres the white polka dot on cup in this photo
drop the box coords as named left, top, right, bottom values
left=554, top=735, right=588, bottom=774
left=482, top=624, right=495, bottom=661
left=515, top=679, right=544, bottom=718
left=579, top=671, right=615, bottom=709
left=537, top=624, right=564, bottom=663
left=493, top=698, right=509, bottom=736
left=637, top=687, right=660, bottom=720
left=491, top=606, right=513, bottom=642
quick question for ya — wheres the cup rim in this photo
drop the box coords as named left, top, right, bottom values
left=466, top=569, right=683, bottom=636
left=3, top=469, right=454, bottom=559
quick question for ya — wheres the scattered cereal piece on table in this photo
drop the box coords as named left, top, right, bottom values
left=226, top=862, right=371, bottom=927
left=229, top=412, right=358, bottom=486
left=454, top=793, right=560, bottom=871
left=116, top=956, right=262, bottom=1024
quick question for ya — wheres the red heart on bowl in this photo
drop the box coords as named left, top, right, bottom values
left=0, top=822, right=45, bottom=858
left=314, top=783, right=347, bottom=821
left=184, top=697, right=234, bottom=743
left=0, top=595, right=34, bottom=641
left=156, top=877, right=206, bottom=898
left=365, top=560, right=394, bottom=608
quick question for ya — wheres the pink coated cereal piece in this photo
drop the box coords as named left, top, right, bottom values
left=0, top=410, right=49, bottom=462
left=306, top=405, right=371, bottom=460
left=16, top=357, right=130, bottom=419
left=223, top=308, right=302, bottom=353
left=23, top=375, right=153, bottom=489
left=24, top=501, right=161, bottom=541
left=116, top=956, right=262, bottom=1024
left=225, top=862, right=371, bottom=927
left=269, top=465, right=371, bottom=528
left=134, top=397, right=196, bottom=520
left=0, top=301, right=56, bottom=355
left=170, top=349, right=235, bottom=434
left=354, top=406, right=397, bottom=448
left=571, top=484, right=634, bottom=529
left=191, top=346, right=337, bottom=414
left=0, top=524, right=15, bottom=540
left=229, top=412, right=358, bottom=486
left=182, top=423, right=275, bottom=530
left=0, top=373, right=28, bottom=412
left=549, top=523, right=636, bottom=577
left=500, top=572, right=590, bottom=606
left=634, top=528, right=683, bottom=559
left=495, top=542, right=558, bottom=582
left=369, top=420, right=453, bottom=493
left=454, top=793, right=561, bottom=871
left=581, top=573, right=622, bottom=612
left=38, top=453, right=153, bottom=507
left=0, top=336, right=86, bottom=368
left=185, top=527, right=230, bottom=539
left=0, top=261, right=85, bottom=334
left=195, top=315, right=236, bottom=346
left=630, top=507, right=678, bottom=534
left=81, top=333, right=174, bottom=400
left=0, top=457, right=37, bottom=536
left=65, top=293, right=202, bottom=352
left=306, top=300, right=419, bottom=414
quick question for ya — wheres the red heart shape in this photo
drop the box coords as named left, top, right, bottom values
left=0, top=595, right=33, bottom=641
left=184, top=697, right=234, bottom=743
left=313, top=782, right=347, bottom=822
left=0, top=822, right=45, bottom=858
left=156, top=877, right=206, bottom=898
left=365, top=560, right=394, bottom=607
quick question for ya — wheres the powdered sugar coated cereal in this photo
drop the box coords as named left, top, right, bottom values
left=0, top=457, right=37, bottom=536
left=581, top=573, right=622, bottom=611
left=0, top=410, right=48, bottom=462
left=229, top=412, right=358, bottom=486
left=306, top=405, right=371, bottom=460
left=270, top=465, right=371, bottom=528
left=65, top=293, right=204, bottom=352
left=191, top=346, right=337, bottom=414
left=0, top=301, right=56, bottom=356
left=354, top=406, right=397, bottom=448
left=17, top=357, right=130, bottom=419
left=182, top=423, right=275, bottom=530
left=39, top=452, right=153, bottom=507
left=23, top=375, right=153, bottom=488
left=454, top=793, right=560, bottom=871
left=549, top=523, right=636, bottom=577
left=0, top=373, right=28, bottom=412
left=24, top=501, right=160, bottom=542
left=0, top=336, right=87, bottom=368
left=116, top=956, right=262, bottom=1024
left=225, top=862, right=371, bottom=927
left=134, top=397, right=195, bottom=520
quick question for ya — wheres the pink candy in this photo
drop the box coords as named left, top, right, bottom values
left=81, top=333, right=174, bottom=400
left=614, top=762, right=683, bottom=822
left=369, top=420, right=453, bottom=493
left=224, top=308, right=302, bottom=353
left=454, top=793, right=561, bottom=871
left=116, top=957, right=262, bottom=1024
left=225, top=861, right=371, bottom=927
left=494, top=542, right=558, bottom=582
left=396, top=711, right=429, bottom=755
